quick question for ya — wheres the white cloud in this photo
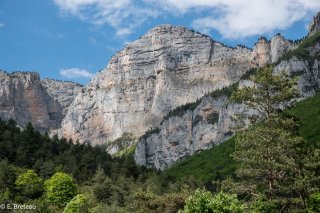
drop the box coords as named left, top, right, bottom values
left=53, top=0, right=158, bottom=37
left=60, top=68, right=94, bottom=78
left=0, top=22, right=4, bottom=28
left=159, top=0, right=320, bottom=38
left=53, top=0, right=320, bottom=39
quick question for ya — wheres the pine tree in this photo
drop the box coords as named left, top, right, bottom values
left=231, top=66, right=307, bottom=211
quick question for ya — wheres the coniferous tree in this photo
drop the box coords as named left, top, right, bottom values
left=231, top=66, right=308, bottom=210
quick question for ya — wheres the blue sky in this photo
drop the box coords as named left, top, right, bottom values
left=0, top=0, right=319, bottom=85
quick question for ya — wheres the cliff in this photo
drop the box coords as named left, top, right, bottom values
left=134, top=29, right=320, bottom=170
left=61, top=25, right=295, bottom=145
left=0, top=71, right=82, bottom=132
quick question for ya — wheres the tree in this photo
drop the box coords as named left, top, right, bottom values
left=44, top=172, right=77, bottom=208
left=179, top=189, right=244, bottom=213
left=63, top=194, right=89, bottom=213
left=308, top=192, right=320, bottom=212
left=0, top=159, right=16, bottom=202
left=231, top=66, right=307, bottom=210
left=15, top=169, right=43, bottom=199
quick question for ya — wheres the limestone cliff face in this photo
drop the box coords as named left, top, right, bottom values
left=251, top=36, right=296, bottom=65
left=134, top=96, right=240, bottom=170
left=0, top=71, right=82, bottom=132
left=270, top=34, right=296, bottom=63
left=134, top=30, right=320, bottom=170
left=41, top=79, right=83, bottom=115
left=135, top=56, right=320, bottom=170
left=61, top=25, right=255, bottom=145
left=251, top=37, right=271, bottom=66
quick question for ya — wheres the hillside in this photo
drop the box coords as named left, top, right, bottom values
left=163, top=92, right=320, bottom=184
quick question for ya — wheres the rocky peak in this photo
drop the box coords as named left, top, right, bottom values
left=270, top=34, right=295, bottom=63
left=309, top=12, right=320, bottom=36
left=62, top=24, right=254, bottom=145
left=0, top=71, right=82, bottom=133
left=251, top=37, right=271, bottom=67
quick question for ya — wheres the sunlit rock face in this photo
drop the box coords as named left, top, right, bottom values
left=61, top=25, right=255, bottom=145
left=0, top=71, right=82, bottom=133
left=134, top=20, right=320, bottom=170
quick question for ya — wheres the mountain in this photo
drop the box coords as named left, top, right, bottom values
left=60, top=24, right=299, bottom=146
left=1, top=13, right=319, bottom=171
left=0, top=71, right=82, bottom=133
left=134, top=19, right=320, bottom=170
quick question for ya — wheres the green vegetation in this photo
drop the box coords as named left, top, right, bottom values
left=286, top=92, right=320, bottom=145
left=208, top=82, right=239, bottom=99
left=0, top=33, right=320, bottom=211
left=44, top=172, right=77, bottom=208
left=63, top=194, right=89, bottom=213
left=308, top=192, right=320, bottom=212
left=106, top=132, right=135, bottom=157
left=161, top=100, right=202, bottom=124
left=15, top=170, right=43, bottom=200
left=164, top=138, right=236, bottom=184
left=161, top=82, right=239, bottom=125
left=278, top=32, right=320, bottom=62
left=179, top=189, right=244, bottom=213
left=139, top=127, right=161, bottom=140
left=231, top=66, right=318, bottom=211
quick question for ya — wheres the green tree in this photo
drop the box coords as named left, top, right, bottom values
left=179, top=189, right=243, bottom=213
left=15, top=169, right=43, bottom=199
left=44, top=172, right=77, bottom=208
left=63, top=194, right=89, bottom=213
left=231, top=66, right=307, bottom=210
left=308, top=192, right=320, bottom=213
left=0, top=159, right=16, bottom=202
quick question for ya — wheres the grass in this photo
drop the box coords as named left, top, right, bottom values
left=286, top=92, right=320, bottom=145
left=164, top=138, right=236, bottom=184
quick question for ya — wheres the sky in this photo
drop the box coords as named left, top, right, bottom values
left=0, top=0, right=319, bottom=85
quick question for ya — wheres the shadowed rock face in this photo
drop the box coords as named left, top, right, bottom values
left=0, top=71, right=82, bottom=133
left=61, top=25, right=256, bottom=145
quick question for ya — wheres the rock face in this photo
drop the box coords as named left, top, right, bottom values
left=41, top=79, right=83, bottom=115
left=135, top=56, right=320, bottom=170
left=0, top=71, right=82, bottom=132
left=251, top=37, right=271, bottom=66
left=251, top=36, right=296, bottom=65
left=61, top=25, right=255, bottom=145
left=309, top=12, right=320, bottom=36
left=134, top=96, right=239, bottom=170
left=134, top=29, right=320, bottom=170
left=270, top=34, right=295, bottom=63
